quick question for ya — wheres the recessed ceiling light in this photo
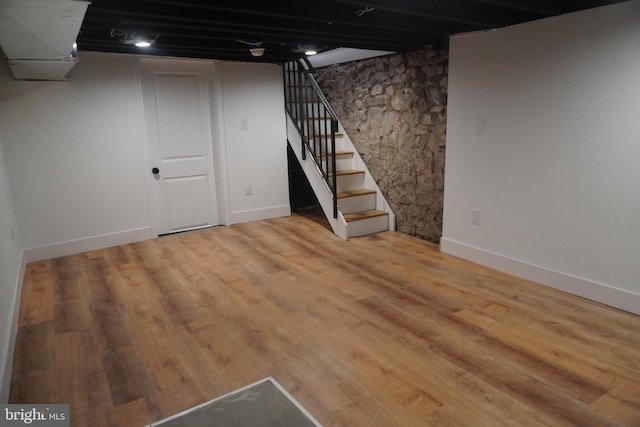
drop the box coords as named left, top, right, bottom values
left=305, top=50, right=318, bottom=56
left=111, top=29, right=158, bottom=48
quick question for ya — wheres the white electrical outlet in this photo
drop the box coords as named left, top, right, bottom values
left=241, top=119, right=249, bottom=130
left=244, top=183, right=253, bottom=195
left=472, top=209, right=481, bottom=225
left=476, top=118, right=487, bottom=135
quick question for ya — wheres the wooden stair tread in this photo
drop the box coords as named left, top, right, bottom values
left=329, top=169, right=364, bottom=177
left=337, top=189, right=376, bottom=199
left=344, top=210, right=389, bottom=222
left=316, top=151, right=353, bottom=158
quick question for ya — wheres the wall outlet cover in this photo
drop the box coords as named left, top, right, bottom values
left=472, top=209, right=481, bottom=225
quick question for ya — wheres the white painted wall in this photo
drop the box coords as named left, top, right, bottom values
left=0, top=52, right=290, bottom=257
left=0, top=52, right=153, bottom=254
left=0, top=133, right=24, bottom=402
left=442, top=1, right=640, bottom=314
left=220, top=62, right=290, bottom=223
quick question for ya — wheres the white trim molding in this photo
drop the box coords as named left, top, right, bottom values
left=440, top=238, right=640, bottom=316
left=1, top=250, right=26, bottom=403
left=24, top=227, right=155, bottom=263
left=229, top=205, right=291, bottom=225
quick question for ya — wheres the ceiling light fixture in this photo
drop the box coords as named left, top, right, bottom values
left=111, top=29, right=158, bottom=48
left=130, top=34, right=157, bottom=47
left=295, top=45, right=323, bottom=56
left=236, top=40, right=266, bottom=57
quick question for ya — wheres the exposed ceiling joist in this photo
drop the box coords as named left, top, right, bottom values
left=68, top=0, right=634, bottom=63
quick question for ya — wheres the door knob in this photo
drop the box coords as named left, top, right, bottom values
left=152, top=167, right=160, bottom=175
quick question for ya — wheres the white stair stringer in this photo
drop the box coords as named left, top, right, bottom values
left=287, top=114, right=348, bottom=239
left=287, top=114, right=396, bottom=240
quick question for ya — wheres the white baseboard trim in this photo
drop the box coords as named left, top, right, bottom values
left=230, top=205, right=291, bottom=225
left=440, top=238, right=640, bottom=316
left=0, top=250, right=26, bottom=403
left=24, top=227, right=155, bottom=263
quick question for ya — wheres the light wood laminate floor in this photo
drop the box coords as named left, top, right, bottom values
left=10, top=214, right=640, bottom=426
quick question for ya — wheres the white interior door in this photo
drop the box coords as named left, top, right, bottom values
left=140, top=58, right=219, bottom=235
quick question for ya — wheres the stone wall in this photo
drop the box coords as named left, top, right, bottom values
left=315, top=47, right=448, bottom=242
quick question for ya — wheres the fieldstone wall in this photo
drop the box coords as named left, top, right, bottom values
left=315, top=47, right=448, bottom=242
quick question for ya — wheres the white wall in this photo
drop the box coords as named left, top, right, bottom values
left=0, top=132, right=24, bottom=402
left=442, top=1, right=640, bottom=314
left=0, top=52, right=290, bottom=258
left=0, top=52, right=153, bottom=256
left=220, top=62, right=290, bottom=223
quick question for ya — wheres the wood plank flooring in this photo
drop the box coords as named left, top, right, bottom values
left=10, top=214, right=640, bottom=426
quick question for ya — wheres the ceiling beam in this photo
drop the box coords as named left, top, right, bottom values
left=80, top=9, right=442, bottom=51
left=327, top=0, right=542, bottom=27
left=86, top=2, right=464, bottom=37
left=468, top=0, right=562, bottom=15
left=75, top=0, right=631, bottom=63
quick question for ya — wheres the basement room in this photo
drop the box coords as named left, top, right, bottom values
left=0, top=1, right=638, bottom=425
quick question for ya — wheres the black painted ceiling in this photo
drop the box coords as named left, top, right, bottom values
left=76, top=0, right=628, bottom=63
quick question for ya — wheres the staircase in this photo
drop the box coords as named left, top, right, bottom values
left=284, top=59, right=395, bottom=240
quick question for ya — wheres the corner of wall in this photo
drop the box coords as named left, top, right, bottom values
left=0, top=249, right=26, bottom=403
left=23, top=227, right=154, bottom=263
left=440, top=238, right=640, bottom=316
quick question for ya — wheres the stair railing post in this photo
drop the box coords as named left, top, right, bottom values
left=323, top=105, right=328, bottom=173
left=314, top=94, right=321, bottom=171
left=331, top=121, right=338, bottom=219
left=296, top=62, right=307, bottom=160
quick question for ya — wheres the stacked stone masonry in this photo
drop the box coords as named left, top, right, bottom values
left=315, top=47, right=448, bottom=242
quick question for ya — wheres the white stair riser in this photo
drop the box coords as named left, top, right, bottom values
left=310, top=141, right=347, bottom=154
left=306, top=140, right=334, bottom=159
left=347, top=215, right=389, bottom=238
left=337, top=155, right=353, bottom=170
left=338, top=193, right=377, bottom=214
left=335, top=155, right=353, bottom=171
left=335, top=173, right=364, bottom=192
left=319, top=155, right=353, bottom=172
left=301, top=122, right=334, bottom=137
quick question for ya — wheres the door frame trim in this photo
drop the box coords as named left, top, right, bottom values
left=135, top=58, right=158, bottom=236
left=137, top=57, right=229, bottom=236
left=210, top=60, right=231, bottom=226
